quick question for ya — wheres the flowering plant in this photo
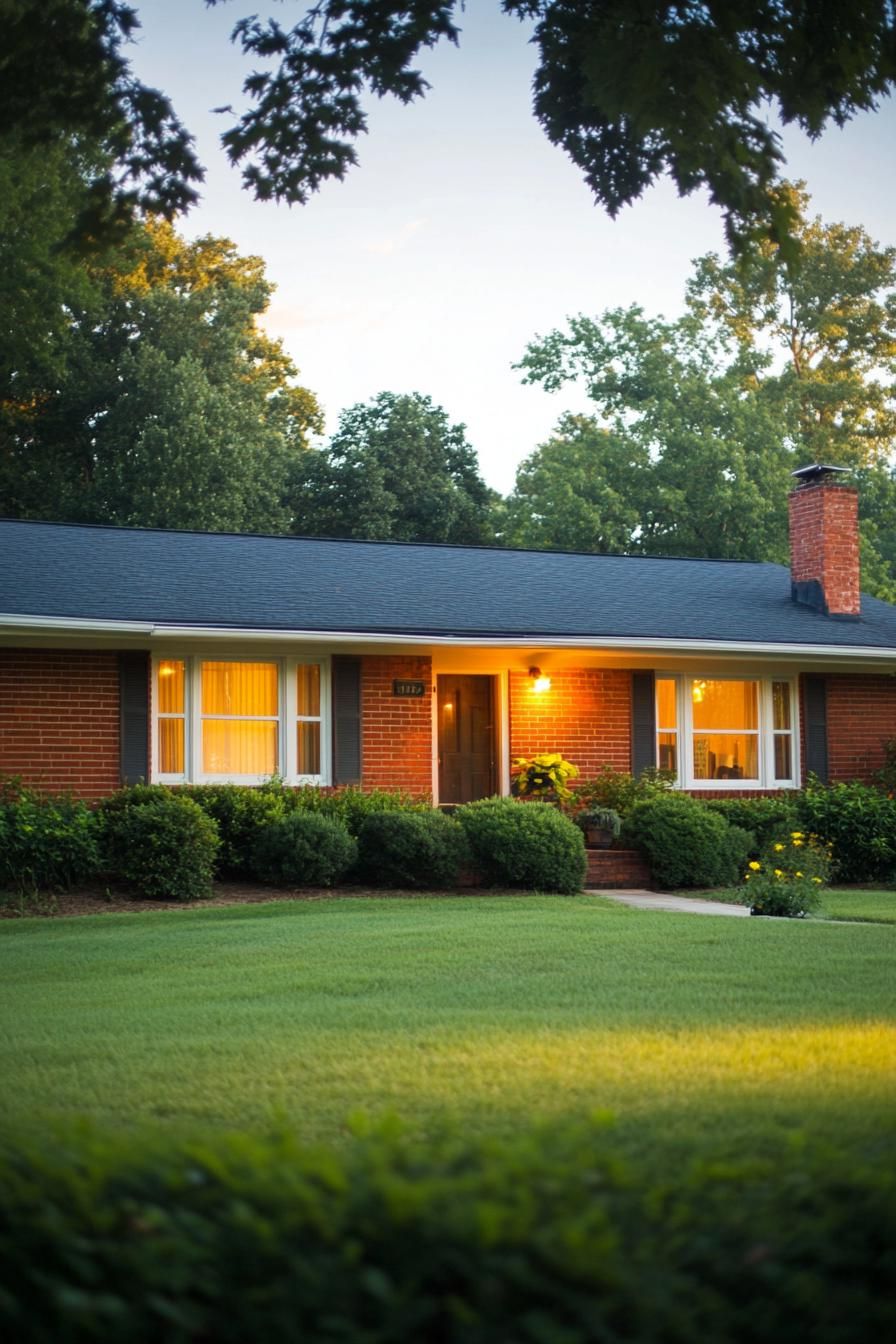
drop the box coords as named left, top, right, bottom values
left=512, top=753, right=580, bottom=802
left=740, top=831, right=831, bottom=917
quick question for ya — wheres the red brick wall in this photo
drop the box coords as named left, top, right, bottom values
left=509, top=668, right=632, bottom=778
left=0, top=649, right=121, bottom=800
left=789, top=483, right=860, bottom=616
left=825, top=673, right=896, bottom=783
left=361, top=655, right=433, bottom=796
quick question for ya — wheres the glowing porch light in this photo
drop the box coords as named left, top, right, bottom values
left=529, top=666, right=551, bottom=693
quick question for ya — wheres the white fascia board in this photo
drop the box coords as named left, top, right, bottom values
left=2, top=614, right=895, bottom=663
left=0, top=614, right=154, bottom=635
left=152, top=624, right=896, bottom=661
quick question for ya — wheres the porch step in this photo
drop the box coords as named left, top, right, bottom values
left=584, top=848, right=653, bottom=890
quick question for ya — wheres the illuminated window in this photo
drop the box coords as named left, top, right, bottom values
left=155, top=657, right=328, bottom=784
left=656, top=677, right=797, bottom=788
left=157, top=659, right=185, bottom=774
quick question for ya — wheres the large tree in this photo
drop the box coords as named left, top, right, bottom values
left=508, top=190, right=896, bottom=590
left=292, top=391, right=497, bottom=543
left=1, top=217, right=323, bottom=531
left=5, top=2, right=894, bottom=251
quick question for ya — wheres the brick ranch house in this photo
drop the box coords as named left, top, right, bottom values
left=1, top=467, right=895, bottom=807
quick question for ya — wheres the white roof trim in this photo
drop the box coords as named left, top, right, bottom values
left=1, top=612, right=895, bottom=662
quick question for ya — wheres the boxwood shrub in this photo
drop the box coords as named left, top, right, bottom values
left=797, top=779, right=896, bottom=882
left=0, top=1121, right=892, bottom=1344
left=355, top=810, right=468, bottom=888
left=705, top=795, right=799, bottom=857
left=98, top=787, right=219, bottom=901
left=622, top=794, right=752, bottom=890
left=289, top=784, right=433, bottom=836
left=456, top=797, right=586, bottom=894
left=0, top=789, right=99, bottom=892
left=180, top=784, right=289, bottom=877
left=250, top=811, right=357, bottom=887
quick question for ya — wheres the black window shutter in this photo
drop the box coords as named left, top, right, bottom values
left=119, top=652, right=149, bottom=785
left=803, top=675, right=829, bottom=784
left=631, top=671, right=657, bottom=776
left=332, top=656, right=362, bottom=785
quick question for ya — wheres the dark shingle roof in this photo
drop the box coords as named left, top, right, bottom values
left=2, top=518, right=896, bottom=649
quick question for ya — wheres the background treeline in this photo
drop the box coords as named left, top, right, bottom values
left=3, top=152, right=895, bottom=596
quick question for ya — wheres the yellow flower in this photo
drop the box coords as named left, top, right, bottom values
left=812, top=877, right=822, bottom=884
left=773, top=843, right=784, bottom=852
left=795, top=871, right=803, bottom=878
left=774, top=869, right=784, bottom=877
left=790, top=831, right=804, bottom=840
left=748, top=861, right=761, bottom=871
left=744, top=873, right=751, bottom=880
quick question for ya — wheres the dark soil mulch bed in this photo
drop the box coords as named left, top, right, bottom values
left=0, top=882, right=458, bottom=919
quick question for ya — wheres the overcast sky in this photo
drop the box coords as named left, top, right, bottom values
left=131, top=1, right=896, bottom=492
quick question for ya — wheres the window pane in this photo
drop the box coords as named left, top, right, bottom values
left=202, top=662, right=278, bottom=716
left=297, top=663, right=320, bottom=718
left=158, top=660, right=184, bottom=713
left=693, top=734, right=758, bottom=780
left=774, top=735, right=792, bottom=780
left=202, top=720, right=278, bottom=775
left=658, top=731, right=677, bottom=775
left=656, top=677, right=677, bottom=728
left=692, top=680, right=757, bottom=731
left=772, top=681, right=791, bottom=730
left=297, top=721, right=321, bottom=775
left=159, top=717, right=184, bottom=774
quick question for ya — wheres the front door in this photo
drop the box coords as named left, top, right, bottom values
left=437, top=675, right=496, bottom=804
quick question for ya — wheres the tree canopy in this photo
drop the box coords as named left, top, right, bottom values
left=509, top=188, right=896, bottom=595
left=1, top=213, right=323, bottom=532
left=292, top=391, right=497, bottom=544
left=6, top=2, right=894, bottom=250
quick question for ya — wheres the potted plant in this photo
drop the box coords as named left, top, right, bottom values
left=575, top=807, right=621, bottom=848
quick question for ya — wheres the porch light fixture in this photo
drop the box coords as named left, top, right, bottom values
left=529, top=666, right=551, bottom=693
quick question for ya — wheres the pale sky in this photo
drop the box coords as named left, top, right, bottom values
left=131, top=1, right=896, bottom=493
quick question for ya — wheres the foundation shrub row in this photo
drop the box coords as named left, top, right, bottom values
left=1, top=1121, right=892, bottom=1344
left=2, top=773, right=895, bottom=902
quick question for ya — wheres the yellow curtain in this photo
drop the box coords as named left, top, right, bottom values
left=201, top=662, right=278, bottom=775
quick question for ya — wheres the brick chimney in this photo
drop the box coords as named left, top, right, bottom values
left=788, top=465, right=860, bottom=618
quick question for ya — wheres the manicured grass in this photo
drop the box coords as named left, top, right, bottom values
left=818, top=888, right=896, bottom=923
left=697, top=885, right=896, bottom=923
left=1, top=895, right=893, bottom=1166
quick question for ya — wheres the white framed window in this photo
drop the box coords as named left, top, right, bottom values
left=655, top=676, right=798, bottom=790
left=153, top=656, right=330, bottom=786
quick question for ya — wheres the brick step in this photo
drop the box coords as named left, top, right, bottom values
left=584, top=848, right=652, bottom=890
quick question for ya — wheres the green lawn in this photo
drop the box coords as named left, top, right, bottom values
left=694, top=885, right=896, bottom=923
left=1, top=894, right=893, bottom=1167
left=818, top=888, right=896, bottom=923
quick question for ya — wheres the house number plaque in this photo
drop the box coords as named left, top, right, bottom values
left=392, top=679, right=425, bottom=698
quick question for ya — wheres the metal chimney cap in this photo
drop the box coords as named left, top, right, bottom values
left=790, top=464, right=852, bottom=487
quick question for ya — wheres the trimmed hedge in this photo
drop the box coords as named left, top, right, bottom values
left=98, top=787, right=219, bottom=901
left=179, top=783, right=289, bottom=877
left=250, top=811, right=357, bottom=887
left=0, top=789, right=99, bottom=892
left=705, top=795, right=799, bottom=857
left=797, top=780, right=896, bottom=882
left=0, top=1121, right=892, bottom=1344
left=457, top=797, right=586, bottom=894
left=355, top=810, right=468, bottom=888
left=622, top=794, right=752, bottom=890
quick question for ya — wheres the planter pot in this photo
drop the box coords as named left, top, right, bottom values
left=584, top=827, right=616, bottom=849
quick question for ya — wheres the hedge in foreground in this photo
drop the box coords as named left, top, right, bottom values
left=0, top=787, right=99, bottom=892
left=250, top=811, right=357, bottom=887
left=622, top=793, right=752, bottom=890
left=356, top=810, right=468, bottom=888
left=98, top=786, right=219, bottom=901
left=457, top=796, right=586, bottom=893
left=0, top=1120, right=892, bottom=1344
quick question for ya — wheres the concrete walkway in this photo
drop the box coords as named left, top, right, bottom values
left=597, top=890, right=750, bottom=917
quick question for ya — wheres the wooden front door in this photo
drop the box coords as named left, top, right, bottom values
left=437, top=675, right=496, bottom=804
